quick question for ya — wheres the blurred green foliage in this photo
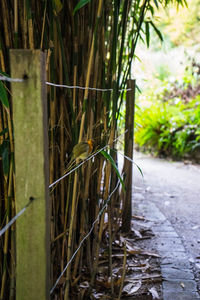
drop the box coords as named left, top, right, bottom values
left=135, top=59, right=200, bottom=160
left=155, top=0, right=200, bottom=47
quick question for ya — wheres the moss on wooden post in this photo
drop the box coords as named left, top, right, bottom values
left=10, top=50, right=50, bottom=300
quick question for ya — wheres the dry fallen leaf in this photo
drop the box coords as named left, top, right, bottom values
left=79, top=281, right=89, bottom=288
left=180, top=282, right=185, bottom=289
left=91, top=292, right=104, bottom=299
left=149, top=287, right=160, bottom=299
left=122, top=280, right=142, bottom=295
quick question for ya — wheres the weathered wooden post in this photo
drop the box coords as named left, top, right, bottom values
left=121, top=79, right=136, bottom=232
left=10, top=50, right=50, bottom=300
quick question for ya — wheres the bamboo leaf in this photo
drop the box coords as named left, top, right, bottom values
left=153, top=0, right=159, bottom=8
left=100, top=150, right=125, bottom=191
left=133, top=161, right=143, bottom=178
left=149, top=21, right=163, bottom=42
left=73, top=0, right=91, bottom=15
left=0, top=81, right=9, bottom=108
left=145, top=21, right=150, bottom=47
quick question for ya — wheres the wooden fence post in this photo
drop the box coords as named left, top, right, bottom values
left=121, top=79, right=136, bottom=232
left=10, top=50, right=50, bottom=300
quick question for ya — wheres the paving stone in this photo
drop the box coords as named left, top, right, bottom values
left=152, top=225, right=175, bottom=232
left=157, top=239, right=185, bottom=252
left=134, top=198, right=200, bottom=299
left=161, top=267, right=194, bottom=280
left=145, top=212, right=166, bottom=221
left=159, top=250, right=188, bottom=259
left=157, top=231, right=179, bottom=238
left=163, top=279, right=197, bottom=292
left=156, top=237, right=182, bottom=245
left=161, top=258, right=191, bottom=269
left=159, top=220, right=173, bottom=226
left=163, top=291, right=200, bottom=300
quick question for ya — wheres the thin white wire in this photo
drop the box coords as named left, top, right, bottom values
left=49, top=130, right=128, bottom=188
left=0, top=201, right=32, bottom=236
left=46, top=81, right=131, bottom=92
left=50, top=179, right=120, bottom=295
left=0, top=76, right=131, bottom=92
left=49, top=146, right=106, bottom=188
left=0, top=76, right=24, bottom=82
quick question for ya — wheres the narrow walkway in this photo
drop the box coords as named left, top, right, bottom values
left=133, top=151, right=200, bottom=300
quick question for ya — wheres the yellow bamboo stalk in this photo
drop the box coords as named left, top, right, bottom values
left=90, top=207, right=106, bottom=287
left=0, top=50, right=6, bottom=72
left=72, top=199, right=86, bottom=279
left=64, top=171, right=78, bottom=300
left=40, top=0, right=47, bottom=49
left=117, top=242, right=127, bottom=300
left=2, top=0, right=11, bottom=47
left=63, top=2, right=104, bottom=298
left=28, top=18, right=34, bottom=49
left=78, top=0, right=103, bottom=142
left=23, top=0, right=28, bottom=48
left=0, top=181, right=9, bottom=299
left=73, top=37, right=78, bottom=111
left=14, top=0, right=18, bottom=34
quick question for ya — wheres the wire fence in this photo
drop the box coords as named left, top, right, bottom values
left=0, top=75, right=24, bottom=82
left=49, top=130, right=127, bottom=188
left=0, top=76, right=132, bottom=92
left=0, top=74, right=135, bottom=296
left=50, top=179, right=120, bottom=294
left=0, top=197, right=35, bottom=237
left=0, top=130, right=127, bottom=236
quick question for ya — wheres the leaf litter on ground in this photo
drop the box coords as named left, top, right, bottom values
left=75, top=214, right=163, bottom=299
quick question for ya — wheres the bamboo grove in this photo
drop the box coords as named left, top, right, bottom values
left=0, top=0, right=185, bottom=299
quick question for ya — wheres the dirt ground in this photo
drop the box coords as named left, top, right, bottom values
left=132, top=151, right=200, bottom=290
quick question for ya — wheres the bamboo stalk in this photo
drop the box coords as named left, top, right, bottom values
left=40, top=0, right=47, bottom=49
left=78, top=0, right=103, bottom=142
left=14, top=0, right=18, bottom=46
left=1, top=0, right=11, bottom=48
left=117, top=242, right=127, bottom=300
left=0, top=181, right=9, bottom=300
left=64, top=171, right=78, bottom=300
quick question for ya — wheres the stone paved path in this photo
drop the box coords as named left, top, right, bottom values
left=132, top=152, right=200, bottom=300
left=134, top=199, right=199, bottom=299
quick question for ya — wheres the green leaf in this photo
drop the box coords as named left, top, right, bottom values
left=73, top=0, right=91, bottom=15
left=100, top=150, right=125, bottom=192
left=0, top=81, right=9, bottom=108
left=150, top=21, right=163, bottom=42
left=133, top=161, right=143, bottom=178
left=145, top=22, right=150, bottom=47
